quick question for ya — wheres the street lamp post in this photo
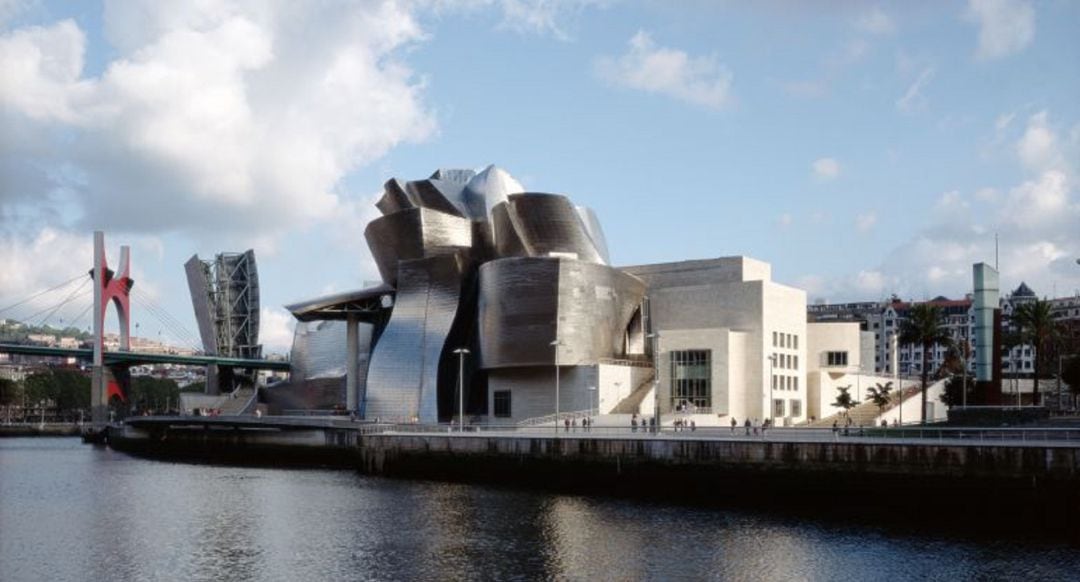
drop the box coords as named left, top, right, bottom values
left=550, top=339, right=562, bottom=434
left=453, top=347, right=470, bottom=432
left=587, top=385, right=597, bottom=417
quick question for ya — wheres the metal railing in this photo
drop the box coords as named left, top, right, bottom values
left=516, top=409, right=595, bottom=426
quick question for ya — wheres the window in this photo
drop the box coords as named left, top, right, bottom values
left=493, top=390, right=512, bottom=418
left=772, top=375, right=777, bottom=390
left=793, top=355, right=799, bottom=369
left=793, top=336, right=798, bottom=350
left=773, top=331, right=778, bottom=347
left=773, top=398, right=786, bottom=417
left=826, top=351, right=849, bottom=367
left=790, top=399, right=802, bottom=418
left=671, top=350, right=711, bottom=409
left=794, top=377, right=799, bottom=391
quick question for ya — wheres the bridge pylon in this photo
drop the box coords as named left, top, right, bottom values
left=90, top=231, right=134, bottom=429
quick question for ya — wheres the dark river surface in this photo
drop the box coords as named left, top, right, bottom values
left=2, top=438, right=1079, bottom=581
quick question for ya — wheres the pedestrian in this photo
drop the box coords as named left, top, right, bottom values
left=744, top=418, right=751, bottom=436
left=649, top=417, right=656, bottom=434
left=752, top=419, right=758, bottom=436
left=730, top=417, right=737, bottom=433
left=832, top=419, right=838, bottom=434
left=564, top=418, right=570, bottom=433
left=691, top=420, right=696, bottom=432
left=572, top=418, right=577, bottom=432
left=631, top=417, right=638, bottom=433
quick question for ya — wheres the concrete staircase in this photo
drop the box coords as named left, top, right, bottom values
left=611, top=372, right=655, bottom=414
left=808, top=384, right=921, bottom=427
left=218, top=387, right=257, bottom=416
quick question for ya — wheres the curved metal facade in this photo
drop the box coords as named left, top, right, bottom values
left=284, top=164, right=643, bottom=421
left=492, top=194, right=606, bottom=265
left=364, top=208, right=472, bottom=286
left=477, top=257, right=646, bottom=369
left=364, top=254, right=470, bottom=422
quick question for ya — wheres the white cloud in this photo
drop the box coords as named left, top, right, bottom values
left=896, top=66, right=934, bottom=113
left=855, top=7, right=895, bottom=35
left=259, top=306, right=295, bottom=354
left=964, top=0, right=1035, bottom=60
left=855, top=211, right=877, bottom=233
left=1000, top=170, right=1069, bottom=229
left=936, top=190, right=970, bottom=211
left=855, top=270, right=887, bottom=294
left=0, top=2, right=436, bottom=237
left=812, top=157, right=840, bottom=180
left=595, top=30, right=734, bottom=110
left=1017, top=111, right=1065, bottom=173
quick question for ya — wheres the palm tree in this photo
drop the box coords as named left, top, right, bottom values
left=1012, top=299, right=1060, bottom=405
left=899, top=303, right=952, bottom=424
left=864, top=381, right=893, bottom=417
left=832, top=385, right=857, bottom=418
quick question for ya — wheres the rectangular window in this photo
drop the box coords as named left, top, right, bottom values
left=772, top=375, right=777, bottom=390
left=773, top=398, right=786, bottom=417
left=493, top=390, right=512, bottom=418
left=670, top=350, right=712, bottom=410
left=794, top=377, right=799, bottom=391
left=793, top=355, right=799, bottom=369
left=791, top=399, right=802, bottom=418
left=826, top=351, right=849, bottom=367
left=773, top=331, right=778, bottom=347
left=793, top=335, right=798, bottom=350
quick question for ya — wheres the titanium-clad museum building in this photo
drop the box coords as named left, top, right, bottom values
left=274, top=166, right=810, bottom=426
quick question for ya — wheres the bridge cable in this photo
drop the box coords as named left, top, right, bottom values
left=34, top=278, right=92, bottom=328
left=128, top=291, right=204, bottom=354
left=13, top=284, right=92, bottom=328
left=0, top=273, right=88, bottom=317
left=129, top=288, right=204, bottom=349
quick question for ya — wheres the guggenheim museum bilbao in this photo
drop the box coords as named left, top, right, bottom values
left=269, top=165, right=881, bottom=426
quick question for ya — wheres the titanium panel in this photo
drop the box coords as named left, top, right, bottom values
left=406, top=178, right=469, bottom=218
left=477, top=257, right=646, bottom=369
left=463, top=164, right=525, bottom=220
left=575, top=205, right=611, bottom=264
left=500, top=193, right=606, bottom=264
left=277, top=319, right=373, bottom=410
left=375, top=178, right=413, bottom=216
left=364, top=254, right=469, bottom=422
left=364, top=207, right=473, bottom=286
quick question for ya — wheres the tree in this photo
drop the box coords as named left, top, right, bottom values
left=1012, top=299, right=1061, bottom=406
left=129, top=376, right=180, bottom=413
left=865, top=381, right=893, bottom=416
left=832, top=385, right=857, bottom=418
left=940, top=376, right=964, bottom=408
left=899, top=303, right=952, bottom=424
left=1064, top=356, right=1080, bottom=406
left=0, top=378, right=21, bottom=406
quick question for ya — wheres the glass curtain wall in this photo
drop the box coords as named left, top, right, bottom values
left=670, top=350, right=711, bottom=411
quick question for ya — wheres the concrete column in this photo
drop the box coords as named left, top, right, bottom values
left=346, top=314, right=359, bottom=413
left=91, top=231, right=106, bottom=428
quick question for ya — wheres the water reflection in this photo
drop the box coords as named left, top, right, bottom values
left=2, top=438, right=1079, bottom=581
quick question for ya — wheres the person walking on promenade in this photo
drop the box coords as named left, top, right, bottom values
left=572, top=418, right=577, bottom=432
left=730, top=417, right=737, bottom=433
left=744, top=418, right=751, bottom=436
left=832, top=419, right=839, bottom=438
left=631, top=417, right=638, bottom=433
left=691, top=420, right=696, bottom=432
left=564, top=418, right=570, bottom=433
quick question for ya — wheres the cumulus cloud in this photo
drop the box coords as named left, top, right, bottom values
left=595, top=30, right=734, bottom=110
left=259, top=306, right=296, bottom=353
left=816, top=110, right=1079, bottom=302
left=964, top=0, right=1035, bottom=60
left=0, top=1, right=436, bottom=237
left=812, top=157, right=840, bottom=180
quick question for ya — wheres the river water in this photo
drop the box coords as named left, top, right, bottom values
left=1, top=437, right=1078, bottom=581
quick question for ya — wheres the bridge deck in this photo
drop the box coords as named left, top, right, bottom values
left=0, top=343, right=290, bottom=371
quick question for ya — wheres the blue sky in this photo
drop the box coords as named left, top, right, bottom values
left=1, top=1, right=1078, bottom=352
